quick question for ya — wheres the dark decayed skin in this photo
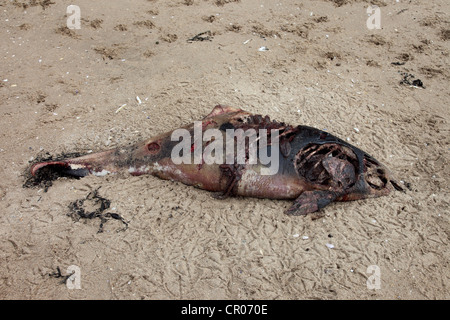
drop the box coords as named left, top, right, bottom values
left=30, top=105, right=402, bottom=215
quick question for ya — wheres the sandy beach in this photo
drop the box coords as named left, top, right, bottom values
left=0, top=0, right=448, bottom=299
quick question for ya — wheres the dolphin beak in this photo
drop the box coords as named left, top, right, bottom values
left=30, top=148, right=124, bottom=178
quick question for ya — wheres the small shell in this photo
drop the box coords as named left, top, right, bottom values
left=115, top=103, right=127, bottom=113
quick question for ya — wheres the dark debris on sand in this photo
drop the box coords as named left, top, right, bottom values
left=68, top=189, right=128, bottom=233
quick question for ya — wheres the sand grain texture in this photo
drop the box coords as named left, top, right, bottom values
left=0, top=0, right=448, bottom=299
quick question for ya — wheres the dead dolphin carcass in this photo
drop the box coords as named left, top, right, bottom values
left=30, top=105, right=402, bottom=215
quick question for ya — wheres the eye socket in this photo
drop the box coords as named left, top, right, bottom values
left=147, top=142, right=160, bottom=153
